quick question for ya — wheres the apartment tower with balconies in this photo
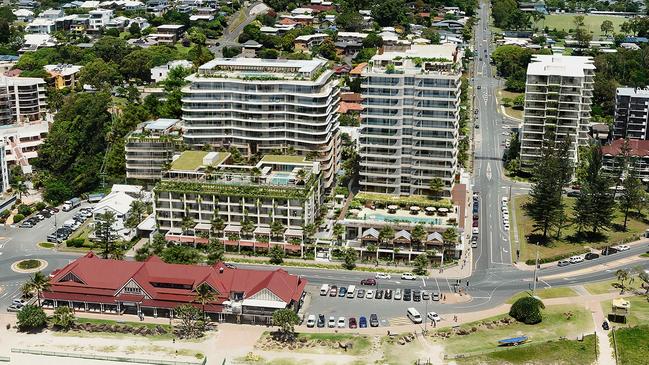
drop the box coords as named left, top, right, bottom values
left=613, top=87, right=649, bottom=140
left=359, top=44, right=463, bottom=196
left=520, top=55, right=595, bottom=168
left=181, top=58, right=340, bottom=189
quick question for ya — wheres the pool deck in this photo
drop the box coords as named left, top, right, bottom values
left=356, top=207, right=457, bottom=225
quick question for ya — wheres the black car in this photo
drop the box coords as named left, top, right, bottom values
left=40, top=210, right=52, bottom=218
left=369, top=313, right=379, bottom=327
left=338, top=287, right=347, bottom=297
left=375, top=289, right=383, bottom=299
left=585, top=252, right=600, bottom=260
left=602, top=247, right=619, bottom=256
left=317, top=314, right=325, bottom=328
left=602, top=321, right=610, bottom=330
left=384, top=289, right=392, bottom=299
left=413, top=290, right=421, bottom=302
left=357, top=289, right=365, bottom=298
left=403, top=288, right=412, bottom=301
left=47, top=234, right=60, bottom=243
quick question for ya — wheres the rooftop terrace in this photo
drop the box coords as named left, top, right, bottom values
left=195, top=58, right=330, bottom=81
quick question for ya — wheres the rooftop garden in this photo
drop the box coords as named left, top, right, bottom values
left=170, top=151, right=209, bottom=171
left=353, top=192, right=453, bottom=209
left=261, top=155, right=308, bottom=164
left=155, top=177, right=316, bottom=201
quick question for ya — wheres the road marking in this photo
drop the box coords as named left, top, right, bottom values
left=485, top=163, right=492, bottom=181
left=421, top=277, right=426, bottom=287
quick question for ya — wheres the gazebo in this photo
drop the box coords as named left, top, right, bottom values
left=425, top=206, right=436, bottom=216
left=361, top=228, right=379, bottom=243
left=387, top=205, right=399, bottom=214
left=394, top=230, right=412, bottom=244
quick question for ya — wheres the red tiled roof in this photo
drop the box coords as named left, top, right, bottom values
left=340, top=92, right=363, bottom=103
left=350, top=63, right=367, bottom=76
left=305, top=4, right=335, bottom=12
left=602, top=139, right=649, bottom=157
left=45, top=252, right=307, bottom=309
left=339, top=101, right=363, bottom=114
left=279, top=18, right=298, bottom=25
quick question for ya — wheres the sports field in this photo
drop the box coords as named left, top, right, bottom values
left=536, top=14, right=627, bottom=36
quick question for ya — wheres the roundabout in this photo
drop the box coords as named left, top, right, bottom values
left=11, top=258, right=48, bottom=274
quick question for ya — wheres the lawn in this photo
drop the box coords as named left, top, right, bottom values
left=38, top=242, right=55, bottom=249
left=170, top=151, right=210, bottom=170
left=496, top=89, right=524, bottom=120
left=613, top=325, right=649, bottom=365
left=586, top=277, right=644, bottom=296
left=512, top=195, right=647, bottom=262
left=457, top=334, right=596, bottom=365
left=506, top=287, right=578, bottom=304
left=434, top=304, right=593, bottom=356
left=536, top=14, right=627, bottom=37
left=600, top=295, right=649, bottom=326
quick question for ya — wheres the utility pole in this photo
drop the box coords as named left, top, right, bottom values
left=532, top=247, right=539, bottom=293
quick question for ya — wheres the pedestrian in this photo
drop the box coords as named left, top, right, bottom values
left=173, top=338, right=175, bottom=344
left=466, top=281, right=469, bottom=287
left=454, top=315, right=457, bottom=322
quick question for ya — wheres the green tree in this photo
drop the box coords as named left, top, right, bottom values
left=573, top=144, right=614, bottom=234
left=336, top=10, right=364, bottom=32
left=193, top=283, right=215, bottom=320
left=442, top=227, right=457, bottom=244
left=411, top=224, right=426, bottom=251
left=128, top=22, right=141, bottom=37
left=422, top=28, right=441, bottom=44
left=271, top=220, right=286, bottom=239
left=241, top=217, right=255, bottom=238
left=616, top=269, right=630, bottom=292
left=17, top=305, right=47, bottom=332
left=272, top=308, right=300, bottom=342
left=341, top=247, right=357, bottom=270
left=412, top=254, right=429, bottom=276
left=316, top=39, right=337, bottom=60
left=222, top=46, right=241, bottom=58
left=51, top=306, right=75, bottom=331
left=210, top=215, right=225, bottom=237
left=161, top=245, right=202, bottom=264
left=601, top=20, right=614, bottom=35
left=620, top=171, right=643, bottom=230
left=509, top=296, right=545, bottom=324
left=28, top=271, right=51, bottom=306
left=206, top=238, right=224, bottom=264
left=379, top=225, right=395, bottom=246
left=269, top=245, right=285, bottom=264
left=372, top=0, right=407, bottom=27
left=333, top=223, right=345, bottom=243
left=125, top=199, right=147, bottom=229
left=175, top=304, right=205, bottom=339
left=428, top=177, right=445, bottom=199
left=95, top=211, right=118, bottom=259
left=78, top=59, right=122, bottom=90
left=91, top=36, right=129, bottom=64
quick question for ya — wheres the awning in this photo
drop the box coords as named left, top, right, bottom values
left=387, top=205, right=398, bottom=210
left=254, top=226, right=271, bottom=235
left=224, top=224, right=241, bottom=233
left=362, top=228, right=379, bottom=239
left=394, top=230, right=411, bottom=241
left=194, top=223, right=211, bottom=231
left=427, top=232, right=444, bottom=243
left=242, top=299, right=287, bottom=309
left=284, top=228, right=303, bottom=237
left=425, top=207, right=436, bottom=212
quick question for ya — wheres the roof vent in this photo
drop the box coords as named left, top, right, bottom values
left=219, top=267, right=224, bottom=273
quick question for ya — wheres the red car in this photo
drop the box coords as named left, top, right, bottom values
left=348, top=317, right=357, bottom=329
left=360, top=278, right=376, bottom=286
left=472, top=220, right=479, bottom=227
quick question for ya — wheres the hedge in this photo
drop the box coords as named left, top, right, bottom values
left=13, top=214, right=24, bottom=222
left=524, top=248, right=590, bottom=265
left=66, top=238, right=85, bottom=248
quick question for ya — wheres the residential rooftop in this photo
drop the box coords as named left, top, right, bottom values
left=617, top=87, right=649, bottom=97
left=170, top=151, right=228, bottom=171
left=527, top=55, right=595, bottom=77
left=195, top=58, right=329, bottom=81
left=365, top=44, right=460, bottom=75
left=260, top=155, right=307, bottom=164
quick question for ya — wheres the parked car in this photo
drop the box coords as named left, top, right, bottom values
left=369, top=313, right=379, bottom=327
left=337, top=317, right=346, bottom=328
left=12, top=298, right=27, bottom=306
left=384, top=289, right=393, bottom=299
left=557, top=260, right=570, bottom=267
left=472, top=220, right=479, bottom=227
left=348, top=317, right=357, bottom=329
left=338, top=287, right=347, bottom=297
left=602, top=247, right=619, bottom=256
left=306, top=314, right=316, bottom=328
left=329, top=285, right=338, bottom=297
left=401, top=273, right=417, bottom=280
left=503, top=224, right=510, bottom=231
left=614, top=245, right=630, bottom=251
left=585, top=253, right=600, bottom=260
left=357, top=289, right=365, bottom=298
left=7, top=303, right=23, bottom=312
left=359, top=316, right=368, bottom=328
left=432, top=292, right=440, bottom=301
left=422, top=290, right=431, bottom=300
left=427, top=312, right=441, bottom=322
left=602, top=321, right=610, bottom=330
left=569, top=256, right=584, bottom=264
left=360, top=278, right=377, bottom=286
left=375, top=289, right=384, bottom=299
left=365, top=290, right=374, bottom=299
left=394, top=289, right=402, bottom=300
left=317, top=314, right=325, bottom=328
left=413, top=290, right=421, bottom=302
left=328, top=316, right=336, bottom=328
left=19, top=222, right=33, bottom=228
left=403, top=288, right=412, bottom=301
left=375, top=273, right=391, bottom=280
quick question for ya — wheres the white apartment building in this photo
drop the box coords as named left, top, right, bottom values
left=25, top=18, right=56, bottom=34
left=359, top=44, right=463, bottom=196
left=520, top=55, right=595, bottom=168
left=0, top=76, right=47, bottom=124
left=181, top=58, right=341, bottom=189
left=125, top=118, right=181, bottom=181
left=0, top=138, right=8, bottom=193
left=88, top=9, right=113, bottom=32
left=613, top=87, right=649, bottom=140
left=150, top=59, right=193, bottom=83
left=0, top=120, right=50, bottom=174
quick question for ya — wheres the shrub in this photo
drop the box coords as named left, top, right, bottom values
left=66, top=238, right=85, bottom=248
left=509, top=296, right=545, bottom=324
left=0, top=209, right=10, bottom=219
left=17, top=305, right=47, bottom=331
left=13, top=214, right=24, bottom=222
left=17, top=259, right=40, bottom=270
left=17, top=204, right=32, bottom=216
left=35, top=201, right=47, bottom=210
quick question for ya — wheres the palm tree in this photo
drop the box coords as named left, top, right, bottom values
left=271, top=220, right=285, bottom=240
left=20, top=281, right=34, bottom=299
left=210, top=214, right=225, bottom=238
left=11, top=180, right=28, bottom=200
left=616, top=269, right=630, bottom=292
left=194, top=283, right=215, bottom=321
left=241, top=217, right=255, bottom=239
left=333, top=223, right=345, bottom=244
left=29, top=271, right=51, bottom=306
left=181, top=213, right=196, bottom=234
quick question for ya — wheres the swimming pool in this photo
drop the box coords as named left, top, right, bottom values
left=367, top=213, right=442, bottom=225
left=271, top=172, right=292, bottom=185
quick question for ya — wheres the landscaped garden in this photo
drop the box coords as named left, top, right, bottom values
left=613, top=325, right=649, bottom=365
left=512, top=196, right=647, bottom=263
left=16, top=259, right=42, bottom=270
left=255, top=332, right=373, bottom=356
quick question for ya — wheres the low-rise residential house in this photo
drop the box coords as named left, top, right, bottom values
left=18, top=0, right=38, bottom=9
left=279, top=14, right=314, bottom=26
left=88, top=9, right=113, bottom=31
left=602, top=139, right=649, bottom=183
left=150, top=24, right=184, bottom=44
left=91, top=184, right=150, bottom=241
left=42, top=252, right=307, bottom=322
left=44, top=64, right=83, bottom=89
left=40, top=8, right=65, bottom=19
left=13, top=9, right=35, bottom=22
left=240, top=40, right=262, bottom=57
left=150, top=60, right=193, bottom=83
left=19, top=33, right=56, bottom=53
left=125, top=118, right=181, bottom=181
left=25, top=18, right=56, bottom=34
left=294, top=33, right=329, bottom=52
left=189, top=7, right=217, bottom=21
left=154, top=151, right=322, bottom=253
left=81, top=0, right=101, bottom=9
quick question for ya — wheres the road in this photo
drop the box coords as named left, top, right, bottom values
left=208, top=1, right=268, bottom=57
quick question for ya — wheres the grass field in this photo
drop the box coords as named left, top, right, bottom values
left=496, top=89, right=524, bottom=120
left=535, top=14, right=627, bottom=37
left=457, top=334, right=596, bottom=365
left=586, top=277, right=644, bottom=296
left=506, top=287, right=578, bottom=304
left=512, top=195, right=647, bottom=262
left=613, top=325, right=649, bottom=365
left=435, top=305, right=593, bottom=356
left=600, top=295, right=649, bottom=326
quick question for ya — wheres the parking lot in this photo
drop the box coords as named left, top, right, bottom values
left=303, top=275, right=470, bottom=329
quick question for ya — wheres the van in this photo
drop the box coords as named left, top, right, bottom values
left=320, top=284, right=330, bottom=296
left=407, top=308, right=422, bottom=324
left=346, top=285, right=356, bottom=298
left=472, top=227, right=479, bottom=235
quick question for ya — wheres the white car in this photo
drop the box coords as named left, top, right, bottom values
left=472, top=227, right=479, bottom=235
left=503, top=224, right=510, bottom=231
left=401, top=273, right=417, bottom=280
left=375, top=273, right=391, bottom=280
left=306, top=314, right=316, bottom=328
left=12, top=298, right=27, bottom=306
left=614, top=245, right=630, bottom=251
left=503, top=218, right=509, bottom=225
left=558, top=260, right=570, bottom=267
left=366, top=289, right=374, bottom=299
left=394, top=288, right=403, bottom=300
left=337, top=317, right=346, bottom=328
left=569, top=256, right=584, bottom=264
left=328, top=316, right=336, bottom=328
left=427, top=312, right=441, bottom=322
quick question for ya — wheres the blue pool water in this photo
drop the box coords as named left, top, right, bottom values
left=271, top=172, right=292, bottom=185
left=367, top=213, right=442, bottom=225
